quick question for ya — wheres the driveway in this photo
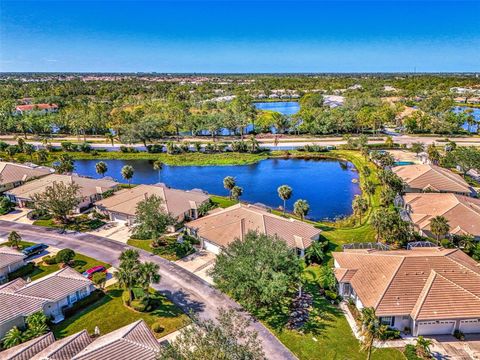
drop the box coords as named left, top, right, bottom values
left=430, top=335, right=480, bottom=360
left=0, top=220, right=296, bottom=360
left=175, top=250, right=216, bottom=285
left=87, top=221, right=131, bottom=243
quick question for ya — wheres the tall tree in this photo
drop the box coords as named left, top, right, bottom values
left=55, top=153, right=75, bottom=174
left=352, top=195, right=368, bottom=224
left=430, top=216, right=450, bottom=244
left=31, top=182, right=80, bottom=224
left=114, top=249, right=141, bottom=303
left=7, top=231, right=22, bottom=249
left=293, top=199, right=310, bottom=220
left=138, top=261, right=161, bottom=300
left=133, top=194, right=175, bottom=240
left=231, top=186, right=243, bottom=201
left=121, top=165, right=134, bottom=187
left=277, top=185, right=293, bottom=215
left=360, top=307, right=380, bottom=360
left=223, top=176, right=236, bottom=199
left=95, top=161, right=108, bottom=177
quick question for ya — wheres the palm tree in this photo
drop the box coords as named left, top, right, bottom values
left=153, top=160, right=163, bottom=171
left=138, top=261, right=161, bottom=300
left=360, top=307, right=380, bottom=360
left=231, top=186, right=243, bottom=201
left=2, top=326, right=23, bottom=348
left=121, top=165, right=134, bottom=187
left=415, top=336, right=432, bottom=359
left=277, top=185, right=293, bottom=215
left=35, top=149, right=49, bottom=163
left=23, top=311, right=48, bottom=339
left=119, top=248, right=140, bottom=264
left=430, top=216, right=450, bottom=245
left=305, top=240, right=327, bottom=264
left=95, top=161, right=108, bottom=177
left=105, top=132, right=115, bottom=146
left=352, top=195, right=368, bottom=225
left=293, top=199, right=309, bottom=221
left=223, top=176, right=236, bottom=199
left=249, top=135, right=259, bottom=153
left=115, top=249, right=140, bottom=303
left=8, top=231, right=22, bottom=249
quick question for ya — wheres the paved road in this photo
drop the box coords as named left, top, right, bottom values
left=0, top=220, right=296, bottom=360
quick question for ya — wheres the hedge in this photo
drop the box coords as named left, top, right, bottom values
left=7, top=262, right=35, bottom=281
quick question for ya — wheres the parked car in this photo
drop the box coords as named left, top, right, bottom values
left=82, top=265, right=107, bottom=279
left=22, top=243, right=48, bottom=257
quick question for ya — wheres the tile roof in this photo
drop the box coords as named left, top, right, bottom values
left=0, top=247, right=26, bottom=270
left=31, top=330, right=92, bottom=360
left=71, top=320, right=161, bottom=360
left=392, top=164, right=471, bottom=194
left=7, top=174, right=118, bottom=200
left=333, top=248, right=480, bottom=320
left=0, top=267, right=93, bottom=326
left=186, top=203, right=321, bottom=250
left=1, top=332, right=55, bottom=360
left=403, top=193, right=480, bottom=237
left=16, top=104, right=58, bottom=111
left=0, top=162, right=52, bottom=186
left=95, top=184, right=209, bottom=219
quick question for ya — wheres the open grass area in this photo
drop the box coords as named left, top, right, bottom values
left=33, top=218, right=105, bottom=232
left=51, top=287, right=189, bottom=339
left=127, top=236, right=188, bottom=261
left=30, top=253, right=111, bottom=280
left=210, top=195, right=237, bottom=208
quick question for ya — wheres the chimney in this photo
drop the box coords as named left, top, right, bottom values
left=95, top=186, right=102, bottom=194
left=189, top=200, right=197, bottom=210
left=21, top=174, right=28, bottom=182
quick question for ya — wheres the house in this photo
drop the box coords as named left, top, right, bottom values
left=0, top=162, right=53, bottom=193
left=398, top=193, right=480, bottom=239
left=0, top=247, right=27, bottom=284
left=95, top=184, right=209, bottom=225
left=334, top=247, right=480, bottom=336
left=14, top=104, right=59, bottom=116
left=392, top=164, right=473, bottom=196
left=185, top=203, right=321, bottom=256
left=1, top=320, right=161, bottom=360
left=0, top=267, right=94, bottom=338
left=6, top=174, right=118, bottom=212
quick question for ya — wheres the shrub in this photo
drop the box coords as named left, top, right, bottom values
left=404, top=344, right=422, bottom=360
left=0, top=141, right=9, bottom=151
left=378, top=326, right=401, bottom=340
left=55, top=248, right=76, bottom=264
left=61, top=141, right=75, bottom=152
left=325, top=290, right=338, bottom=301
left=453, top=329, right=465, bottom=340
left=175, top=240, right=195, bottom=259
left=7, top=262, right=35, bottom=281
left=79, top=143, right=92, bottom=153
left=0, top=196, right=14, bottom=215
left=146, top=144, right=164, bottom=153
left=231, top=141, right=248, bottom=153
left=130, top=299, right=147, bottom=312
left=43, top=255, right=57, bottom=265
left=119, top=146, right=129, bottom=153
left=440, top=238, right=454, bottom=248
left=151, top=322, right=164, bottom=334
left=62, top=290, right=105, bottom=318
left=27, top=209, right=52, bottom=220
left=101, top=189, right=114, bottom=198
left=91, top=272, right=107, bottom=288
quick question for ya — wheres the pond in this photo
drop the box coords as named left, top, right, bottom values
left=253, top=101, right=300, bottom=116
left=454, top=106, right=480, bottom=133
left=74, top=158, right=361, bottom=220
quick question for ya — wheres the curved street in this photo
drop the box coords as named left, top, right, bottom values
left=0, top=220, right=297, bottom=360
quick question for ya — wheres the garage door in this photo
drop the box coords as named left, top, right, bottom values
left=459, top=319, right=480, bottom=333
left=418, top=320, right=455, bottom=335
left=204, top=241, right=221, bottom=255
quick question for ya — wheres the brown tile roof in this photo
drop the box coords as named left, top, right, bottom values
left=31, top=330, right=92, bottom=360
left=0, top=267, right=93, bottom=326
left=0, top=247, right=26, bottom=270
left=71, top=320, right=161, bottom=360
left=0, top=162, right=52, bottom=186
left=1, top=332, right=55, bottom=360
left=186, top=203, right=321, bottom=250
left=7, top=174, right=118, bottom=200
left=403, top=193, right=480, bottom=237
left=393, top=164, right=471, bottom=194
left=333, top=248, right=480, bottom=320
left=95, top=184, right=209, bottom=219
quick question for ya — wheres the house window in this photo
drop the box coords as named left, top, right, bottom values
left=380, top=317, right=393, bottom=326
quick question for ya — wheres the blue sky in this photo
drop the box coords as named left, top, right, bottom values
left=1, top=0, right=479, bottom=73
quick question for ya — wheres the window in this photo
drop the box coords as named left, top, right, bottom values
left=380, top=317, right=393, bottom=326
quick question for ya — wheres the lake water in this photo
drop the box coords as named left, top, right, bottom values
left=454, top=106, right=480, bottom=133
left=254, top=101, right=300, bottom=116
left=74, top=158, right=361, bottom=220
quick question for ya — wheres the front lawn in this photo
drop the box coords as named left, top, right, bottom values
left=33, top=217, right=105, bottom=232
left=51, top=287, right=189, bottom=339
left=127, top=235, right=194, bottom=261
left=30, top=253, right=111, bottom=280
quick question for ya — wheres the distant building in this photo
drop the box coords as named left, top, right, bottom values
left=15, top=104, right=59, bottom=115
left=0, top=247, right=26, bottom=284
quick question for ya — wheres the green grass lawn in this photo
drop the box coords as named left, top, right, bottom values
left=210, top=195, right=237, bottom=208
left=51, top=287, right=189, bottom=339
left=30, top=253, right=111, bottom=280
left=127, top=236, right=184, bottom=261
left=33, top=218, right=105, bottom=232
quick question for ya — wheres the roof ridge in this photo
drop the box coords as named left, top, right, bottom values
left=410, top=270, right=438, bottom=320
left=374, top=256, right=406, bottom=309
left=431, top=166, right=470, bottom=191
left=435, top=270, right=480, bottom=303
left=445, top=251, right=480, bottom=276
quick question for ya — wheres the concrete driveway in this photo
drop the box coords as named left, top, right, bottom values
left=0, top=208, right=33, bottom=224
left=430, top=334, right=480, bottom=360
left=87, top=221, right=132, bottom=243
left=175, top=250, right=216, bottom=285
left=0, top=220, right=296, bottom=360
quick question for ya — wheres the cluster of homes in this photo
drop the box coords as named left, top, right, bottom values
left=335, top=163, right=480, bottom=337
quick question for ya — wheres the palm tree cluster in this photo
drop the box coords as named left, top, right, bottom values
left=113, top=249, right=160, bottom=305
left=2, top=312, right=48, bottom=349
left=223, top=176, right=243, bottom=201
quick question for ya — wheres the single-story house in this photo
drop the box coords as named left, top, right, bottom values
left=392, top=164, right=473, bottom=196
left=1, top=320, right=160, bottom=360
left=15, top=104, right=59, bottom=115
left=0, top=247, right=27, bottom=284
left=95, top=184, right=209, bottom=225
left=0, top=267, right=94, bottom=338
left=0, top=162, right=53, bottom=193
left=334, top=247, right=480, bottom=336
left=6, top=174, right=119, bottom=212
left=397, top=193, right=480, bottom=239
left=185, top=203, right=321, bottom=256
